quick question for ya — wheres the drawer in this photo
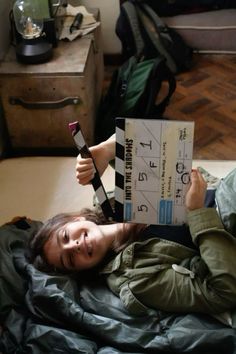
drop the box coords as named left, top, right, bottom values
left=1, top=75, right=94, bottom=150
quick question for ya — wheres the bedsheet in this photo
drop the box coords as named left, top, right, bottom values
left=0, top=218, right=236, bottom=354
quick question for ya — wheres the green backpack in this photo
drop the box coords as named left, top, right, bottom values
left=95, top=55, right=176, bottom=143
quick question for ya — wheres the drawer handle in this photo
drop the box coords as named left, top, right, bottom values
left=9, top=96, right=81, bottom=109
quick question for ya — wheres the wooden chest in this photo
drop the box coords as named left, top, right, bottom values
left=0, top=26, right=103, bottom=155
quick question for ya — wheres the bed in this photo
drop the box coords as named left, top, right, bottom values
left=0, top=156, right=236, bottom=353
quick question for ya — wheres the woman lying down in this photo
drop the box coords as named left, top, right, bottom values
left=29, top=134, right=236, bottom=319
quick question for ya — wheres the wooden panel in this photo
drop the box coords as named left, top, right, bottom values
left=0, top=37, right=92, bottom=76
left=164, top=54, right=236, bottom=160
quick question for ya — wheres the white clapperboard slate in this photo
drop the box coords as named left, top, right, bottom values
left=69, top=119, right=194, bottom=225
left=115, top=118, right=194, bottom=225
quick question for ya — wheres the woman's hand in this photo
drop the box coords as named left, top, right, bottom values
left=185, top=169, right=207, bottom=211
left=76, top=134, right=115, bottom=185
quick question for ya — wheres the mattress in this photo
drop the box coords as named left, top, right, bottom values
left=0, top=156, right=235, bottom=226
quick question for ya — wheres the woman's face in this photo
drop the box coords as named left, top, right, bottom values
left=43, top=218, right=111, bottom=272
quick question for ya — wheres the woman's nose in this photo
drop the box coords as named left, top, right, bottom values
left=64, top=239, right=80, bottom=252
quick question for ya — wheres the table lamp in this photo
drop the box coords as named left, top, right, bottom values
left=12, top=0, right=53, bottom=64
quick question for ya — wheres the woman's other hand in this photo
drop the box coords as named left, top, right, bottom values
left=185, top=169, right=207, bottom=211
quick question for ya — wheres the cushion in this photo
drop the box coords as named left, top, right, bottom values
left=163, top=9, right=236, bottom=53
left=216, top=168, right=236, bottom=236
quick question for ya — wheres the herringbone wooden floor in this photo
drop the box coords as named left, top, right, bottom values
left=165, top=54, right=236, bottom=160
left=105, top=54, right=236, bottom=160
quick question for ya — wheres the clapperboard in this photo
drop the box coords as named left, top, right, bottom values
left=69, top=118, right=194, bottom=225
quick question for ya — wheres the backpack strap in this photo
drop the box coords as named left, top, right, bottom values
left=135, top=2, right=178, bottom=73
left=144, top=56, right=176, bottom=117
left=121, top=1, right=145, bottom=57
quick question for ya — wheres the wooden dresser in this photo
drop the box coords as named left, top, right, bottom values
left=0, top=22, right=103, bottom=155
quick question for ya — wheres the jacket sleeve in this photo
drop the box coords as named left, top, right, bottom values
left=124, top=208, right=236, bottom=314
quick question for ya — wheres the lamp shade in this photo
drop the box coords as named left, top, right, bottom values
left=13, top=0, right=44, bottom=39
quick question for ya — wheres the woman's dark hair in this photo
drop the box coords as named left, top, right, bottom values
left=28, top=207, right=146, bottom=273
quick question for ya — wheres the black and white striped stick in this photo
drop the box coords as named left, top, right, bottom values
left=68, top=121, right=115, bottom=221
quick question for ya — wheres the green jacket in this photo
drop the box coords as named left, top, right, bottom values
left=101, top=208, right=236, bottom=316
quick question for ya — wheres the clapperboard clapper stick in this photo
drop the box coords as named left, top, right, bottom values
left=68, top=121, right=115, bottom=221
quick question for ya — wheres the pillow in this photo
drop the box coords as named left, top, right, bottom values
left=163, top=9, right=236, bottom=53
left=215, top=168, right=236, bottom=236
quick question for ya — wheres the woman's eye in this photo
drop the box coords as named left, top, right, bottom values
left=62, top=230, right=69, bottom=242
